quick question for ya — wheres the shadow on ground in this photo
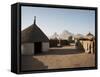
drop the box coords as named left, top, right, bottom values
left=21, top=55, right=48, bottom=71
left=21, top=47, right=85, bottom=70
left=37, top=48, right=85, bottom=56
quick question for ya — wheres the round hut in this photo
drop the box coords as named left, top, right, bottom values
left=21, top=16, right=49, bottom=55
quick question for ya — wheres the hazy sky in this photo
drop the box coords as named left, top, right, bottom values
left=21, top=6, right=95, bottom=37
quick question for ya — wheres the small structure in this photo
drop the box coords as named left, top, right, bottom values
left=49, top=39, right=59, bottom=47
left=78, top=32, right=95, bottom=53
left=74, top=34, right=84, bottom=48
left=49, top=32, right=69, bottom=47
left=49, top=32, right=60, bottom=47
left=21, top=16, right=49, bottom=55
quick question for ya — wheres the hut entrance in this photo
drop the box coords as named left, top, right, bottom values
left=34, top=42, right=42, bottom=54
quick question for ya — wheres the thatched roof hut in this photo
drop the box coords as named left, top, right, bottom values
left=21, top=16, right=49, bottom=44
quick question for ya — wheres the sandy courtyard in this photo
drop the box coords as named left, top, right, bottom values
left=21, top=46, right=95, bottom=71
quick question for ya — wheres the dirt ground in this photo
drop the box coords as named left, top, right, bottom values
left=21, top=46, right=95, bottom=71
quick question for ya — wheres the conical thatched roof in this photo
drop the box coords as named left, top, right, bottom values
left=79, top=32, right=94, bottom=40
left=21, top=16, right=49, bottom=43
left=86, top=32, right=94, bottom=37
left=84, top=32, right=94, bottom=39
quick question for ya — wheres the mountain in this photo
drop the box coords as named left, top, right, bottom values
left=59, top=30, right=73, bottom=40
left=49, top=32, right=59, bottom=39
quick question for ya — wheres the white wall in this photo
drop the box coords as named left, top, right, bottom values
left=81, top=40, right=94, bottom=53
left=0, top=0, right=99, bottom=77
left=42, top=42, right=49, bottom=52
left=21, top=43, right=34, bottom=55
left=22, top=42, right=49, bottom=55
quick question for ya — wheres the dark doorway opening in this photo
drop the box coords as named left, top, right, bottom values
left=34, top=42, right=42, bottom=54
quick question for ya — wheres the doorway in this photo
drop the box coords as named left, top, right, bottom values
left=34, top=42, right=42, bottom=54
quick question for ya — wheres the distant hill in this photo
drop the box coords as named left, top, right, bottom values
left=59, top=30, right=74, bottom=40
left=49, top=30, right=74, bottom=40
left=49, top=30, right=94, bottom=40
left=49, top=32, right=59, bottom=39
